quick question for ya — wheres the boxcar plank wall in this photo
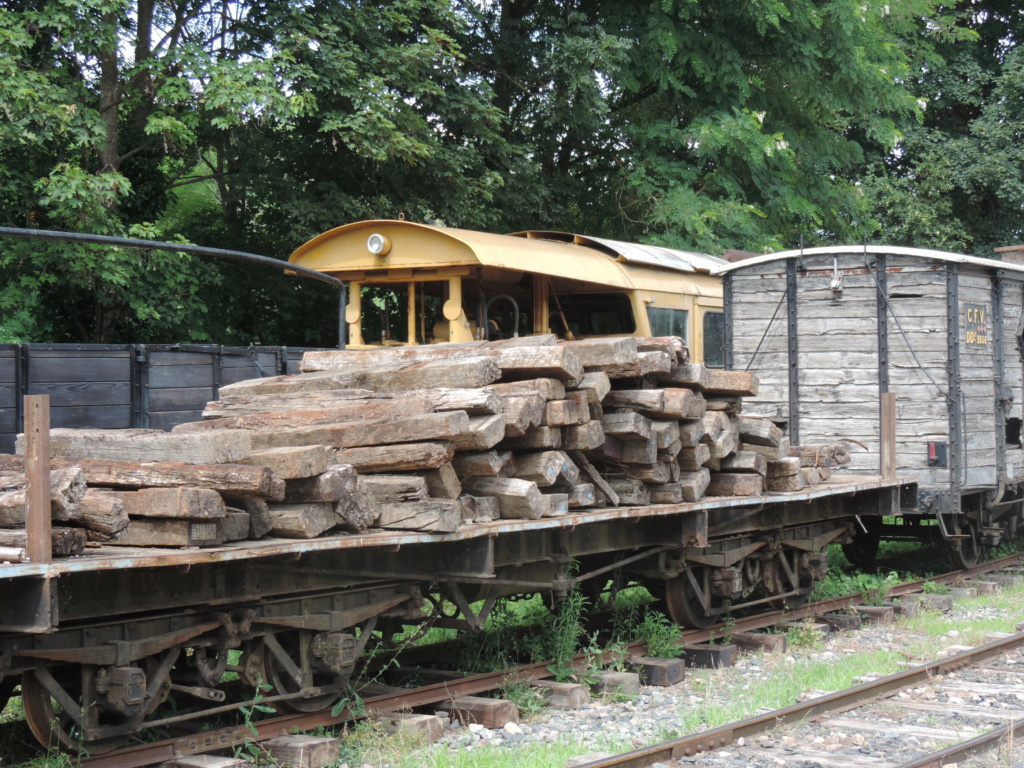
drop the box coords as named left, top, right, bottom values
left=958, top=271, right=998, bottom=488
left=885, top=258, right=952, bottom=489
left=726, top=249, right=1024, bottom=497
left=0, top=345, right=321, bottom=452
left=794, top=256, right=881, bottom=475
left=1003, top=281, right=1024, bottom=479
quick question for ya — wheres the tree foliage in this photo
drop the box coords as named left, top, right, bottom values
left=0, top=0, right=1017, bottom=342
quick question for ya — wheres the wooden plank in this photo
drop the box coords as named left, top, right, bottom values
left=248, top=412, right=470, bottom=451
left=487, top=378, right=566, bottom=401
left=359, top=475, right=430, bottom=503
left=267, top=502, right=337, bottom=538
left=0, top=456, right=282, bottom=501
left=500, top=426, right=562, bottom=451
left=569, top=450, right=619, bottom=506
left=284, top=464, right=357, bottom=503
left=706, top=473, right=762, bottom=497
left=573, top=372, right=611, bottom=404
left=656, top=363, right=710, bottom=391
left=462, top=477, right=544, bottom=520
left=705, top=370, right=759, bottom=396
left=450, top=414, right=506, bottom=451
left=27, top=381, right=130, bottom=407
left=417, top=463, right=463, bottom=499
left=452, top=450, right=515, bottom=478
left=375, top=500, right=461, bottom=532
left=720, top=451, right=767, bottom=475
left=111, top=517, right=224, bottom=547
left=26, top=428, right=252, bottom=465
left=240, top=446, right=330, bottom=479
left=678, top=469, right=710, bottom=502
left=203, top=391, right=433, bottom=419
left=30, top=355, right=130, bottom=382
left=148, top=364, right=214, bottom=388
left=601, top=412, right=653, bottom=442
left=333, top=442, right=454, bottom=473
left=562, top=421, right=605, bottom=450
left=112, top=487, right=227, bottom=519
left=560, top=337, right=638, bottom=369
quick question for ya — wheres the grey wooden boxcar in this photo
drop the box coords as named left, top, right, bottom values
left=720, top=245, right=1024, bottom=566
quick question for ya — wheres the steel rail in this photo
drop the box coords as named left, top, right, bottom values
left=68, top=552, right=1024, bottom=767
left=894, top=720, right=1024, bottom=768
left=572, top=632, right=1024, bottom=768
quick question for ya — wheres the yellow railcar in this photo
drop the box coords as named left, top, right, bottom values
left=289, top=219, right=728, bottom=365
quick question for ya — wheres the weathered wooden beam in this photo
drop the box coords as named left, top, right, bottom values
left=462, top=477, right=545, bottom=520
left=202, top=390, right=432, bottom=420
left=0, top=527, right=86, bottom=557
left=267, top=502, right=337, bottom=538
left=21, top=428, right=252, bottom=465
left=375, top=501, right=461, bottom=532
left=333, top=442, right=454, bottom=473
left=249, top=412, right=470, bottom=451
left=284, top=465, right=357, bottom=503
left=706, top=473, right=762, bottom=497
left=241, top=446, right=331, bottom=479
left=110, top=487, right=227, bottom=519
left=358, top=475, right=430, bottom=503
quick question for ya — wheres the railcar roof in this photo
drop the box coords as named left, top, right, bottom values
left=290, top=220, right=724, bottom=282
left=510, top=230, right=728, bottom=273
left=713, top=244, right=1024, bottom=276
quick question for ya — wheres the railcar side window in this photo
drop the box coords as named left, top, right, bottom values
left=555, top=292, right=636, bottom=336
left=703, top=311, right=725, bottom=368
left=647, top=307, right=688, bottom=341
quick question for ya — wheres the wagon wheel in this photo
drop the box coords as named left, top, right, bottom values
left=841, top=516, right=882, bottom=568
left=21, top=667, right=125, bottom=755
left=664, top=565, right=718, bottom=629
left=947, top=518, right=982, bottom=570
left=263, top=631, right=342, bottom=714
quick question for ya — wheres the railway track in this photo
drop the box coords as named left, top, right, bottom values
left=10, top=551, right=1024, bottom=768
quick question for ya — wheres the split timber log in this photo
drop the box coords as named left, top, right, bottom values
left=111, top=518, right=225, bottom=548
left=224, top=497, right=273, bottom=539
left=569, top=451, right=620, bottom=507
left=766, top=457, right=801, bottom=478
left=541, top=493, right=568, bottom=517
left=267, top=502, right=338, bottom=538
left=462, top=477, right=545, bottom=520
left=0, top=467, right=86, bottom=525
left=706, top=473, right=762, bottom=497
left=499, top=395, right=545, bottom=438
left=419, top=388, right=502, bottom=415
left=766, top=473, right=805, bottom=492
left=656, top=363, right=711, bottom=391
left=0, top=458, right=286, bottom=501
left=19, top=428, right=253, bottom=465
left=284, top=464, right=357, bottom=504
left=337, top=485, right=379, bottom=532
left=720, top=451, right=767, bottom=475
left=790, top=445, right=852, bottom=467
left=649, top=484, right=683, bottom=504
left=635, top=336, right=688, bottom=364
left=678, top=469, right=711, bottom=502
left=514, top=451, right=575, bottom=487
left=452, top=450, right=516, bottom=478
left=600, top=412, right=653, bottom=442
left=738, top=418, right=785, bottom=448
left=706, top=370, right=759, bottom=397
left=333, top=442, right=455, bottom=473
left=109, top=487, right=227, bottom=519
left=0, top=527, right=86, bottom=557
left=651, top=421, right=680, bottom=449
left=181, top=404, right=450, bottom=433
left=248, top=411, right=470, bottom=451
left=677, top=444, right=711, bottom=471
left=561, top=337, right=638, bottom=371
left=740, top=438, right=791, bottom=461
left=417, top=463, right=463, bottom=499
left=562, top=420, right=605, bottom=451
left=203, top=391, right=433, bottom=420
left=573, top=372, right=611, bottom=404
left=77, top=490, right=129, bottom=540
left=240, top=446, right=331, bottom=479
left=543, top=399, right=580, bottom=427
left=301, top=342, right=581, bottom=387
left=563, top=483, right=595, bottom=508
left=224, top=357, right=503, bottom=396
left=450, top=415, right=506, bottom=451
left=359, top=475, right=430, bottom=503
left=607, top=478, right=650, bottom=506
left=500, top=426, right=562, bottom=451
left=375, top=501, right=461, bottom=533
left=488, top=378, right=566, bottom=402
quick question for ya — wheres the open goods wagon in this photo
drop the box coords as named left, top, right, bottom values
left=0, top=223, right=913, bottom=758
left=721, top=246, right=1024, bottom=567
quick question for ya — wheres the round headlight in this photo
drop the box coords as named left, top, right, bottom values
left=367, top=233, right=391, bottom=256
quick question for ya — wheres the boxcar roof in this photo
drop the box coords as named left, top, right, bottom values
left=714, top=244, right=1024, bottom=276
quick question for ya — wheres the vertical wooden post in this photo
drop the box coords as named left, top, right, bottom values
left=407, top=282, right=418, bottom=344
left=880, top=391, right=896, bottom=481
left=24, top=395, right=51, bottom=564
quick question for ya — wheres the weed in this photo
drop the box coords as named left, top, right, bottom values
left=921, top=579, right=949, bottom=595
left=499, top=675, right=547, bottom=717
left=543, top=588, right=589, bottom=683
left=634, top=611, right=684, bottom=658
left=786, top=618, right=824, bottom=648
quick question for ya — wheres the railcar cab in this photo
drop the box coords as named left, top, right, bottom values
left=289, top=219, right=727, bottom=365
